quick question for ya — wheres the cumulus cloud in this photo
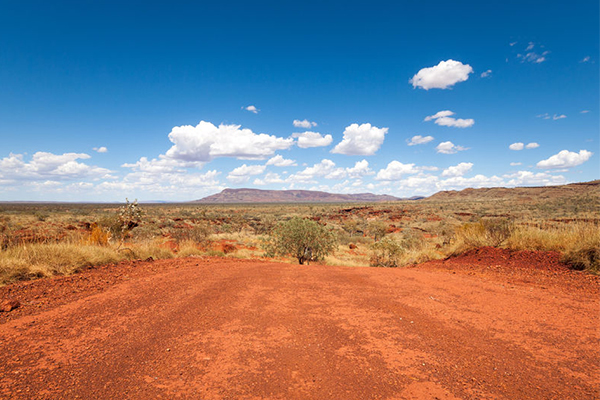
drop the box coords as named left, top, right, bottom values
left=480, top=69, right=492, bottom=78
left=331, top=123, right=388, bottom=155
left=288, top=159, right=373, bottom=183
left=266, top=154, right=296, bottom=167
left=553, top=114, right=566, bottom=120
left=410, top=59, right=473, bottom=90
left=243, top=105, right=259, bottom=114
left=293, top=119, right=317, bottom=128
left=293, top=131, right=333, bottom=148
left=288, top=159, right=337, bottom=183
left=503, top=171, right=567, bottom=187
left=375, top=161, right=420, bottom=181
left=442, top=162, right=473, bottom=177
left=424, top=110, right=474, bottom=128
left=346, top=160, right=374, bottom=178
left=93, top=146, right=108, bottom=153
left=436, top=141, right=468, bottom=154
left=253, top=172, right=285, bottom=186
left=0, top=152, right=112, bottom=182
left=509, top=142, right=525, bottom=151
left=165, top=121, right=294, bottom=162
left=227, top=164, right=266, bottom=183
left=509, top=142, right=540, bottom=151
left=536, top=150, right=593, bottom=169
left=407, top=135, right=434, bottom=146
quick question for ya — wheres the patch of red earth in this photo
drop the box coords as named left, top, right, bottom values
left=417, top=246, right=598, bottom=295
left=0, top=249, right=597, bottom=399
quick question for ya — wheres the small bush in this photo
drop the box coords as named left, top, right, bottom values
left=82, top=223, right=110, bottom=246
left=370, top=237, right=404, bottom=268
left=456, top=218, right=513, bottom=249
left=263, top=216, right=337, bottom=264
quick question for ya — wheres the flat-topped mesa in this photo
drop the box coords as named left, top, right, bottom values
left=194, top=188, right=406, bottom=203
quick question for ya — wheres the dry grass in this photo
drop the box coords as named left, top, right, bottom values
left=1, top=188, right=598, bottom=285
left=0, top=243, right=123, bottom=285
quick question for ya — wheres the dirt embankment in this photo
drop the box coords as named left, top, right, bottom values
left=1, top=249, right=598, bottom=399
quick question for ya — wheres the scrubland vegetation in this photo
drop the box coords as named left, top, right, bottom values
left=0, top=188, right=598, bottom=285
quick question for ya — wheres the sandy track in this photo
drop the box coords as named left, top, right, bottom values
left=0, top=254, right=598, bottom=399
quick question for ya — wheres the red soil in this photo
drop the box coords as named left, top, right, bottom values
left=0, top=249, right=598, bottom=399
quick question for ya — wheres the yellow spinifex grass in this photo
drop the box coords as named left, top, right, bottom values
left=0, top=242, right=124, bottom=285
left=506, top=222, right=599, bottom=252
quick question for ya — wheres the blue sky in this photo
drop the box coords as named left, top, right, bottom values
left=0, top=0, right=598, bottom=201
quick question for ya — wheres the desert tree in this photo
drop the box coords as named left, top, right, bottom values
left=264, top=216, right=337, bottom=264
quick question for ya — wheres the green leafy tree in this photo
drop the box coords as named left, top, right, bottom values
left=264, top=216, right=337, bottom=264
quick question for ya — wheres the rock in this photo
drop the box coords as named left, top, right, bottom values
left=145, top=257, right=154, bottom=262
left=1, top=299, right=20, bottom=312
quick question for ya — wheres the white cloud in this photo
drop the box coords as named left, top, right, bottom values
left=243, top=105, right=259, bottom=114
left=93, top=146, right=108, bottom=153
left=581, top=56, right=590, bottom=63
left=165, top=121, right=294, bottom=162
left=509, top=142, right=524, bottom=151
left=436, top=141, right=468, bottom=154
left=503, top=171, right=567, bottom=186
left=410, top=59, right=473, bottom=90
left=438, top=174, right=504, bottom=190
left=537, top=113, right=566, bottom=121
left=346, top=160, right=374, bottom=178
left=581, top=110, right=590, bottom=114
left=287, top=159, right=373, bottom=183
left=375, top=161, right=420, bottom=181
left=0, top=152, right=112, bottom=182
left=517, top=50, right=549, bottom=63
left=293, top=131, right=333, bottom=148
left=525, top=42, right=535, bottom=51
left=536, top=150, right=593, bottom=169
left=407, top=135, right=434, bottom=146
left=525, top=142, right=539, bottom=149
left=254, top=172, right=285, bottom=186
left=227, top=164, right=266, bottom=183
left=510, top=162, right=522, bottom=166
left=122, top=156, right=203, bottom=174
left=331, top=123, right=388, bottom=155
left=480, top=69, right=492, bottom=78
left=424, top=110, right=474, bottom=128
left=288, top=159, right=337, bottom=183
left=442, top=162, right=473, bottom=177
left=266, top=154, right=296, bottom=167
left=293, top=119, right=317, bottom=128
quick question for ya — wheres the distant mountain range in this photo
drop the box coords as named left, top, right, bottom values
left=194, top=188, right=420, bottom=203
left=193, top=181, right=599, bottom=204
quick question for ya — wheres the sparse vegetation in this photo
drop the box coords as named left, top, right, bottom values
left=0, top=182, right=598, bottom=285
left=263, top=216, right=337, bottom=264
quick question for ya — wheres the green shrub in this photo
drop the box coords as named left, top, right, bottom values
left=456, top=218, right=513, bottom=248
left=370, top=237, right=404, bottom=268
left=263, top=216, right=337, bottom=264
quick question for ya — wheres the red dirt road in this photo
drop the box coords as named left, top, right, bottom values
left=0, top=250, right=598, bottom=399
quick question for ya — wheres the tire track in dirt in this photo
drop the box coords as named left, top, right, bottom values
left=0, top=257, right=598, bottom=399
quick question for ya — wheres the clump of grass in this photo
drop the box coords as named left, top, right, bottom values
left=506, top=223, right=600, bottom=272
left=0, top=243, right=124, bottom=285
left=453, top=218, right=513, bottom=251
